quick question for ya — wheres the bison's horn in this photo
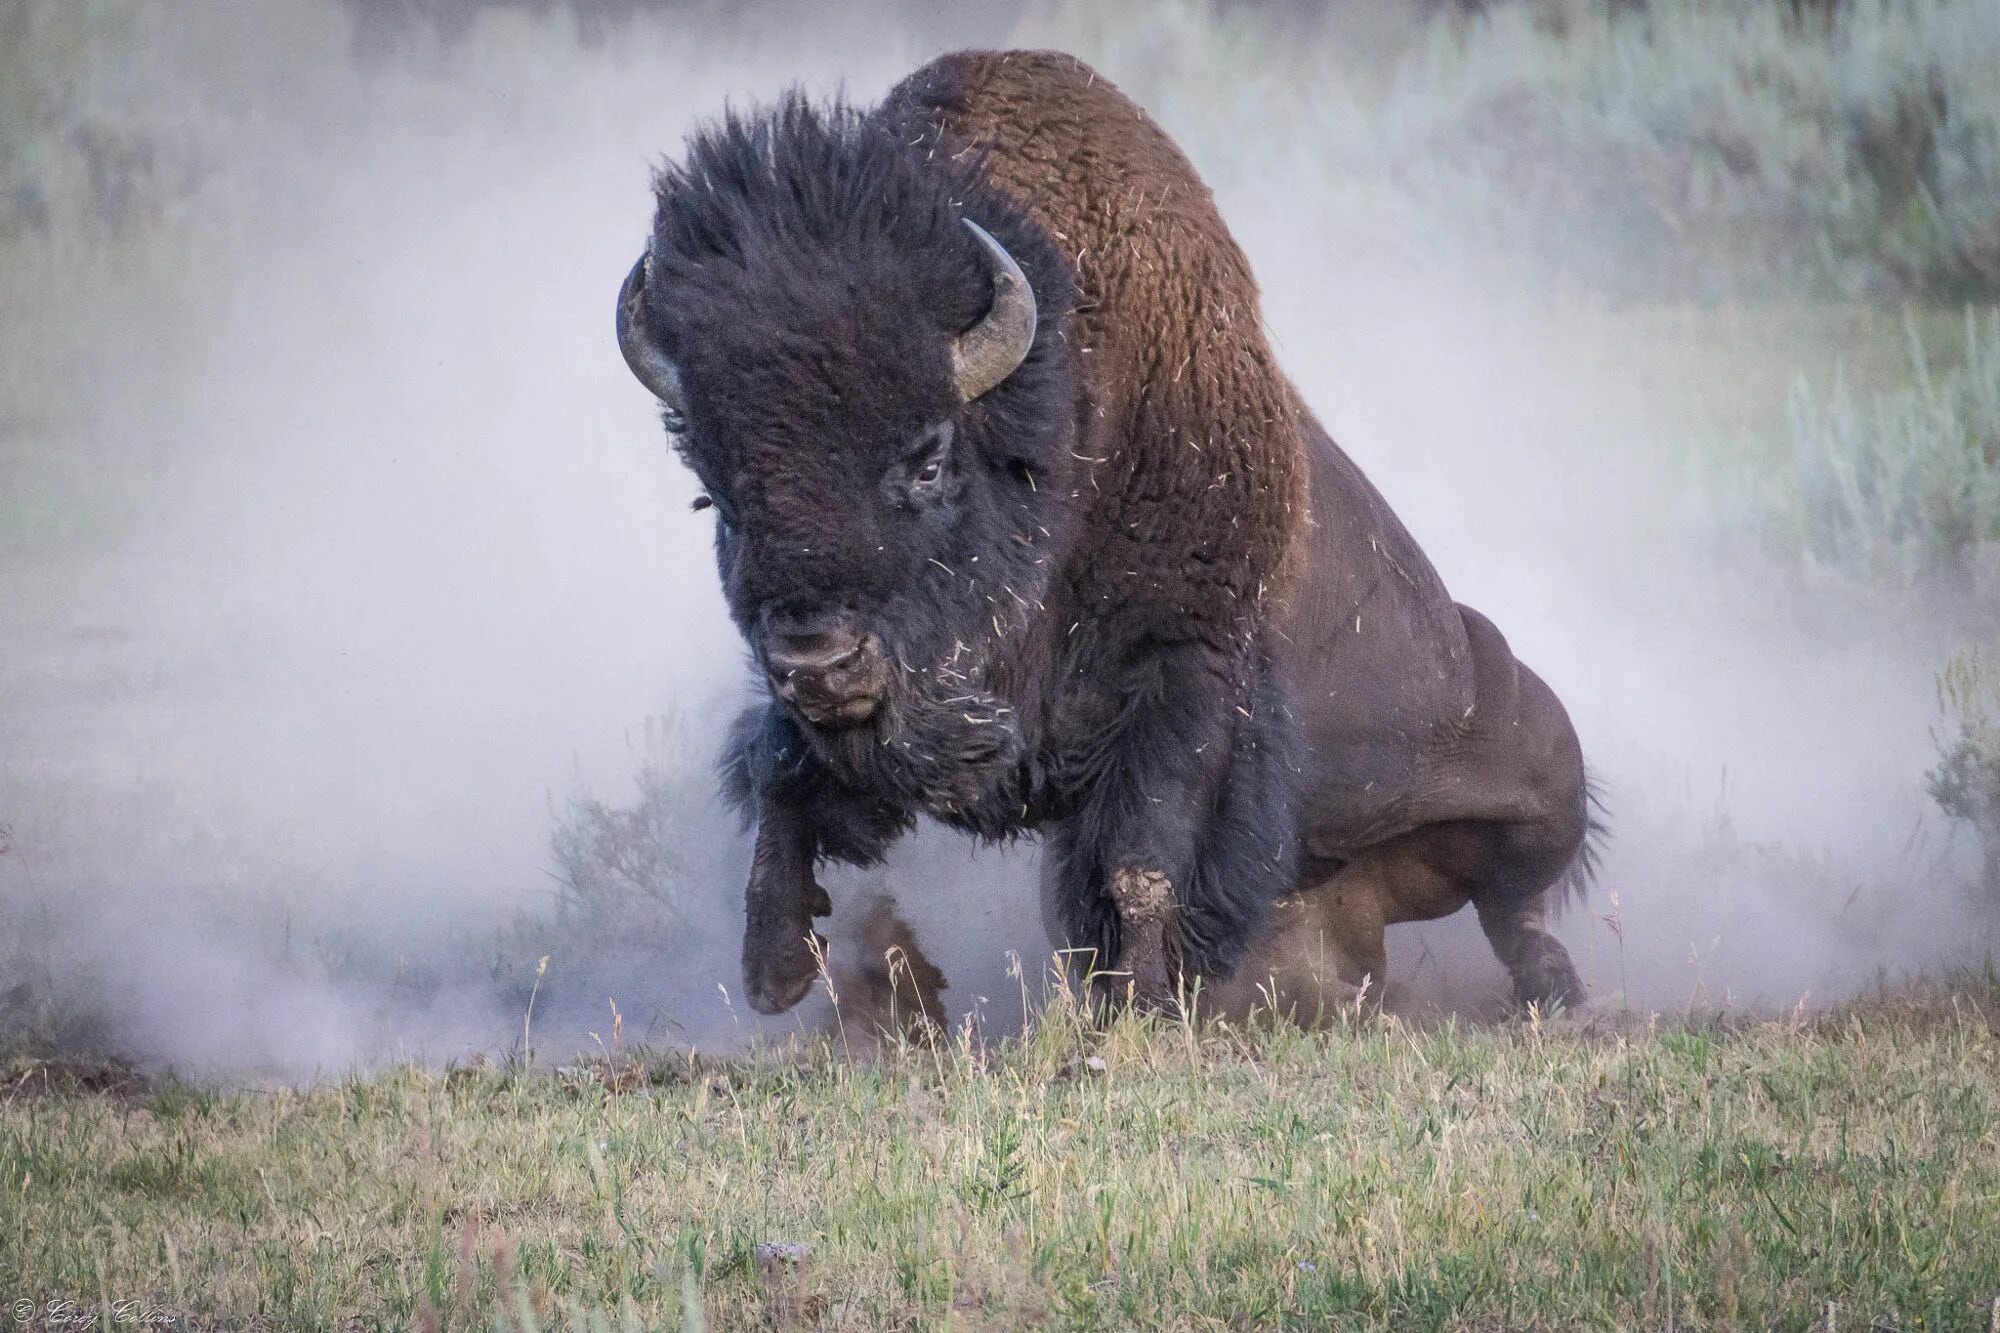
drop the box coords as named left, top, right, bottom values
left=951, top=219, right=1037, bottom=402
left=616, top=254, right=686, bottom=412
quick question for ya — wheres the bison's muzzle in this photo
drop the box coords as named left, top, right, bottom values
left=761, top=615, right=889, bottom=728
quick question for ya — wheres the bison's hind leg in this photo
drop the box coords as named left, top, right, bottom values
left=1319, top=814, right=1592, bottom=1014
left=1476, top=890, right=1585, bottom=1012
left=1277, top=841, right=1463, bottom=1008
left=1440, top=605, right=1600, bottom=1012
left=1462, top=766, right=1598, bottom=1012
left=1480, top=775, right=1609, bottom=1012
left=1438, top=779, right=1593, bottom=1012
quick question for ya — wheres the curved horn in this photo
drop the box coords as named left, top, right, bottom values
left=616, top=254, right=686, bottom=411
left=951, top=219, right=1037, bottom=402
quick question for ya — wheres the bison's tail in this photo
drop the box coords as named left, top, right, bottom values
left=1550, top=769, right=1610, bottom=917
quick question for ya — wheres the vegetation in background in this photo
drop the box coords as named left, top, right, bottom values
left=1930, top=646, right=2000, bottom=898
left=546, top=715, right=714, bottom=957
left=1, top=3, right=261, bottom=554
left=1380, top=0, right=2000, bottom=302
left=6, top=0, right=1998, bottom=544
left=8, top=0, right=2000, bottom=304
left=1766, top=307, right=2000, bottom=592
left=1042, top=0, right=2000, bottom=304
left=483, top=714, right=746, bottom=1031
left=0, top=3, right=204, bottom=243
left=5, top=976, right=1999, bottom=1330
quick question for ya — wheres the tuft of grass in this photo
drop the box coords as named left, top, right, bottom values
left=5, top=975, right=2000, bottom=1329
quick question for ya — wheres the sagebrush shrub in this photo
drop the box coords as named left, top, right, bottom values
left=1929, top=647, right=2000, bottom=899
left=1780, top=308, right=2000, bottom=589
left=546, top=714, right=730, bottom=948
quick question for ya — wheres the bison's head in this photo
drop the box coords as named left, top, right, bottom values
left=615, top=98, right=1076, bottom=786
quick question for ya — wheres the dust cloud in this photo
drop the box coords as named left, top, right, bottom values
left=1, top=0, right=1991, bottom=1078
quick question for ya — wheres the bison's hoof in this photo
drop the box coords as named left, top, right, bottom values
left=1511, top=970, right=1587, bottom=1016
left=744, top=925, right=827, bottom=1015
left=1510, top=937, right=1587, bottom=1015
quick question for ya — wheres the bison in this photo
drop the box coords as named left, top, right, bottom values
left=614, top=50, right=1599, bottom=1017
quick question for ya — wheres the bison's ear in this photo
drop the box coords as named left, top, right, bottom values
left=951, top=219, right=1037, bottom=403
left=616, top=254, right=687, bottom=423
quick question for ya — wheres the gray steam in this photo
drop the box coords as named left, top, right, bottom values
left=1, top=0, right=1992, bottom=1078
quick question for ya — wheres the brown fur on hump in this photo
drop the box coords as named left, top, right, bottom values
left=879, top=51, right=1307, bottom=652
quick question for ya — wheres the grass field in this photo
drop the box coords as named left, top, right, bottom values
left=5, top=976, right=2000, bottom=1331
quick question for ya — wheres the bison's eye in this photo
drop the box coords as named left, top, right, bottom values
left=905, top=420, right=955, bottom=502
left=692, top=492, right=737, bottom=535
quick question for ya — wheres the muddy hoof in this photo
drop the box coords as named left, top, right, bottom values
left=743, top=922, right=826, bottom=1015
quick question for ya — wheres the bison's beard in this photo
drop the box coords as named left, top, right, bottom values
left=800, top=646, right=1031, bottom=838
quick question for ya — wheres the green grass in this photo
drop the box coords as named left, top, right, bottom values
left=5, top=978, right=2000, bottom=1330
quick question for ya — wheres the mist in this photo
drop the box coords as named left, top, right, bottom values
left=3, top=0, right=1993, bottom=1078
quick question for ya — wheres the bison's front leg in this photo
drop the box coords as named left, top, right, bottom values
left=728, top=704, right=913, bottom=1015
left=1106, top=867, right=1178, bottom=1009
left=1048, top=645, right=1300, bottom=1010
left=741, top=797, right=832, bottom=1015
